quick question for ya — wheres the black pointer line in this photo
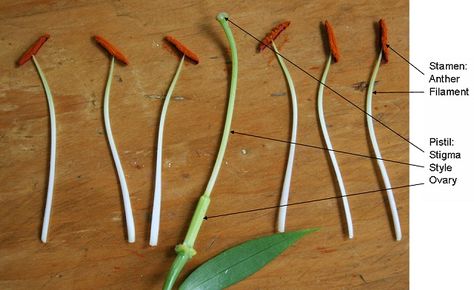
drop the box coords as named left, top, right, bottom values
left=374, top=91, right=424, bottom=94
left=205, top=183, right=424, bottom=220
left=225, top=17, right=425, bottom=153
left=231, top=130, right=424, bottom=168
left=386, top=44, right=425, bottom=75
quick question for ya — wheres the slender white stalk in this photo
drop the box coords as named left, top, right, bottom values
left=272, top=42, right=298, bottom=233
left=366, top=51, right=402, bottom=241
left=103, top=56, right=135, bottom=243
left=150, top=55, right=185, bottom=246
left=32, top=56, right=56, bottom=243
left=317, top=55, right=354, bottom=239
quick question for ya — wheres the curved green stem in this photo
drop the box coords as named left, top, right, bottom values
left=366, top=51, right=401, bottom=241
left=272, top=42, right=298, bottom=233
left=162, top=12, right=238, bottom=290
left=317, top=55, right=353, bottom=239
left=32, top=55, right=57, bottom=243
left=150, top=55, right=185, bottom=246
left=202, top=13, right=238, bottom=198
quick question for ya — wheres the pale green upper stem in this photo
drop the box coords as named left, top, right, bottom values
left=103, top=56, right=136, bottom=243
left=150, top=55, right=185, bottom=246
left=366, top=51, right=402, bottom=241
left=32, top=55, right=57, bottom=243
left=317, top=55, right=353, bottom=239
left=202, top=17, right=238, bottom=198
left=272, top=42, right=298, bottom=233
left=162, top=12, right=238, bottom=290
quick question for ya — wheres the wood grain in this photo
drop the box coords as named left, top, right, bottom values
left=0, top=0, right=409, bottom=289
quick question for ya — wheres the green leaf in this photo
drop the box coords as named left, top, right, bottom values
left=179, top=228, right=319, bottom=290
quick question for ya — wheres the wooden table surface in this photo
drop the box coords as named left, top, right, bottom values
left=0, top=0, right=409, bottom=289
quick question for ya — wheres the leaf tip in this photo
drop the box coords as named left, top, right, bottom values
left=296, top=227, right=320, bottom=235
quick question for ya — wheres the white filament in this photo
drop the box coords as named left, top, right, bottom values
left=366, top=51, right=402, bottom=241
left=104, top=56, right=135, bottom=243
left=317, top=55, right=354, bottom=239
left=32, top=56, right=56, bottom=243
left=150, top=56, right=185, bottom=246
left=272, top=42, right=298, bottom=233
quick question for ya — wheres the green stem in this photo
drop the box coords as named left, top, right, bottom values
left=162, top=12, right=238, bottom=290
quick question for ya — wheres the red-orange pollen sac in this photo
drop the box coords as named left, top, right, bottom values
left=325, top=20, right=340, bottom=62
left=17, top=34, right=50, bottom=66
left=258, top=21, right=291, bottom=52
left=94, top=35, right=129, bottom=65
left=379, top=19, right=389, bottom=63
left=164, top=35, right=199, bottom=64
